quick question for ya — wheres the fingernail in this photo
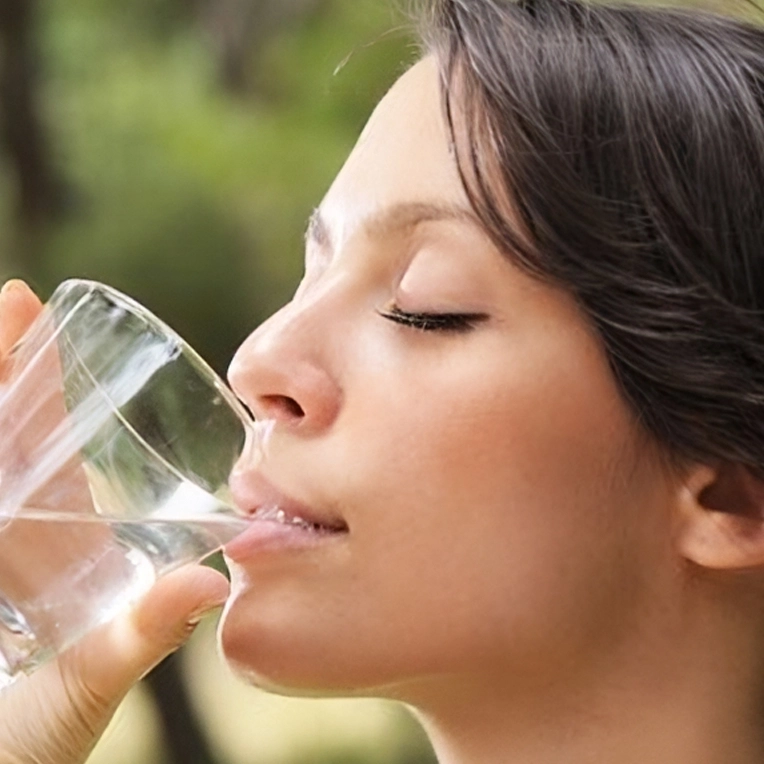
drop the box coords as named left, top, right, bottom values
left=188, top=597, right=227, bottom=625
left=186, top=611, right=214, bottom=628
left=0, top=280, right=26, bottom=297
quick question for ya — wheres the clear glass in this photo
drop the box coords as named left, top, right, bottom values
left=0, top=279, right=257, bottom=686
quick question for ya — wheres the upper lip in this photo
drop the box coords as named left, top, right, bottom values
left=229, top=470, right=348, bottom=532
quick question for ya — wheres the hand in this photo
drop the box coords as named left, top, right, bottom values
left=0, top=281, right=230, bottom=764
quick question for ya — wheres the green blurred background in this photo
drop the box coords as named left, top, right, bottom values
left=0, top=0, right=755, bottom=762
left=0, top=0, right=416, bottom=373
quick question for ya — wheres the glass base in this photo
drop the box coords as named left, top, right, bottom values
left=0, top=595, right=49, bottom=688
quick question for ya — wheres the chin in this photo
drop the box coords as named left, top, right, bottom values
left=216, top=587, right=427, bottom=701
left=216, top=583, right=356, bottom=697
left=215, top=613, right=378, bottom=699
left=216, top=610, right=303, bottom=694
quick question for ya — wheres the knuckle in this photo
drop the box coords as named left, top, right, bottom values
left=56, top=658, right=110, bottom=741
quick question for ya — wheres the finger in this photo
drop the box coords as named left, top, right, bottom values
left=64, top=564, right=230, bottom=705
left=0, top=279, right=43, bottom=354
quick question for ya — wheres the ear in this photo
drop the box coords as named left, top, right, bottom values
left=677, top=462, right=764, bottom=570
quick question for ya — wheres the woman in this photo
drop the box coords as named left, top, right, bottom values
left=2, top=0, right=764, bottom=761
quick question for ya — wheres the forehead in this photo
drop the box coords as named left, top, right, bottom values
left=320, top=57, right=470, bottom=241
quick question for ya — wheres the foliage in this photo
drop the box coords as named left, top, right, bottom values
left=3, top=0, right=414, bottom=373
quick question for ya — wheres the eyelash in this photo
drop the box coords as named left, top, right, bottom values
left=378, top=306, right=487, bottom=334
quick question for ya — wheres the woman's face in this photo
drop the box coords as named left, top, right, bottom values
left=219, top=58, right=678, bottom=700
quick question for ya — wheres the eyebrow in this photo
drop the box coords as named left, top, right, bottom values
left=305, top=201, right=483, bottom=251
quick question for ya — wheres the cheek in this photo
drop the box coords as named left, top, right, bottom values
left=348, top=341, right=664, bottom=667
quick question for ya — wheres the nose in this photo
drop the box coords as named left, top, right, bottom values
left=227, top=303, right=342, bottom=434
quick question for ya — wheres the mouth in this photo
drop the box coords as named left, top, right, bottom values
left=224, top=472, right=348, bottom=561
left=249, top=504, right=349, bottom=535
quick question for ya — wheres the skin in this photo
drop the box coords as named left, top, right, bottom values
left=220, top=57, right=764, bottom=762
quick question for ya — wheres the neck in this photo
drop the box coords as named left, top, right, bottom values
left=401, top=592, right=764, bottom=764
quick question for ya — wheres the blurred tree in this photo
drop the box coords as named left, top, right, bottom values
left=145, top=652, right=220, bottom=764
left=197, top=0, right=327, bottom=96
left=0, top=0, right=70, bottom=273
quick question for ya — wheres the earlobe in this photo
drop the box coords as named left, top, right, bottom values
left=676, top=463, right=764, bottom=570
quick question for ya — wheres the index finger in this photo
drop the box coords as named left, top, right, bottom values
left=0, top=280, right=44, bottom=380
left=0, top=280, right=44, bottom=356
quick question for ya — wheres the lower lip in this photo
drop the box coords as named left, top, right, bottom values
left=223, top=519, right=346, bottom=562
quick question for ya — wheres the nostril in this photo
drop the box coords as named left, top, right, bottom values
left=262, top=394, right=305, bottom=421
left=283, top=397, right=305, bottom=418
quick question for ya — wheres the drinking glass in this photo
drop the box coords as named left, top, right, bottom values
left=0, top=279, right=258, bottom=686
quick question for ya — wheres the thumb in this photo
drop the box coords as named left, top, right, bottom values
left=62, top=564, right=230, bottom=709
left=0, top=565, right=230, bottom=764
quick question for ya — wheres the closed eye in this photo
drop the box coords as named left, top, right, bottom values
left=378, top=306, right=488, bottom=333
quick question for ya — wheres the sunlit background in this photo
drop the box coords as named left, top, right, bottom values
left=0, top=0, right=756, bottom=762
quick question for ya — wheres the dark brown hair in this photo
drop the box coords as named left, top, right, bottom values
left=421, top=0, right=764, bottom=476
